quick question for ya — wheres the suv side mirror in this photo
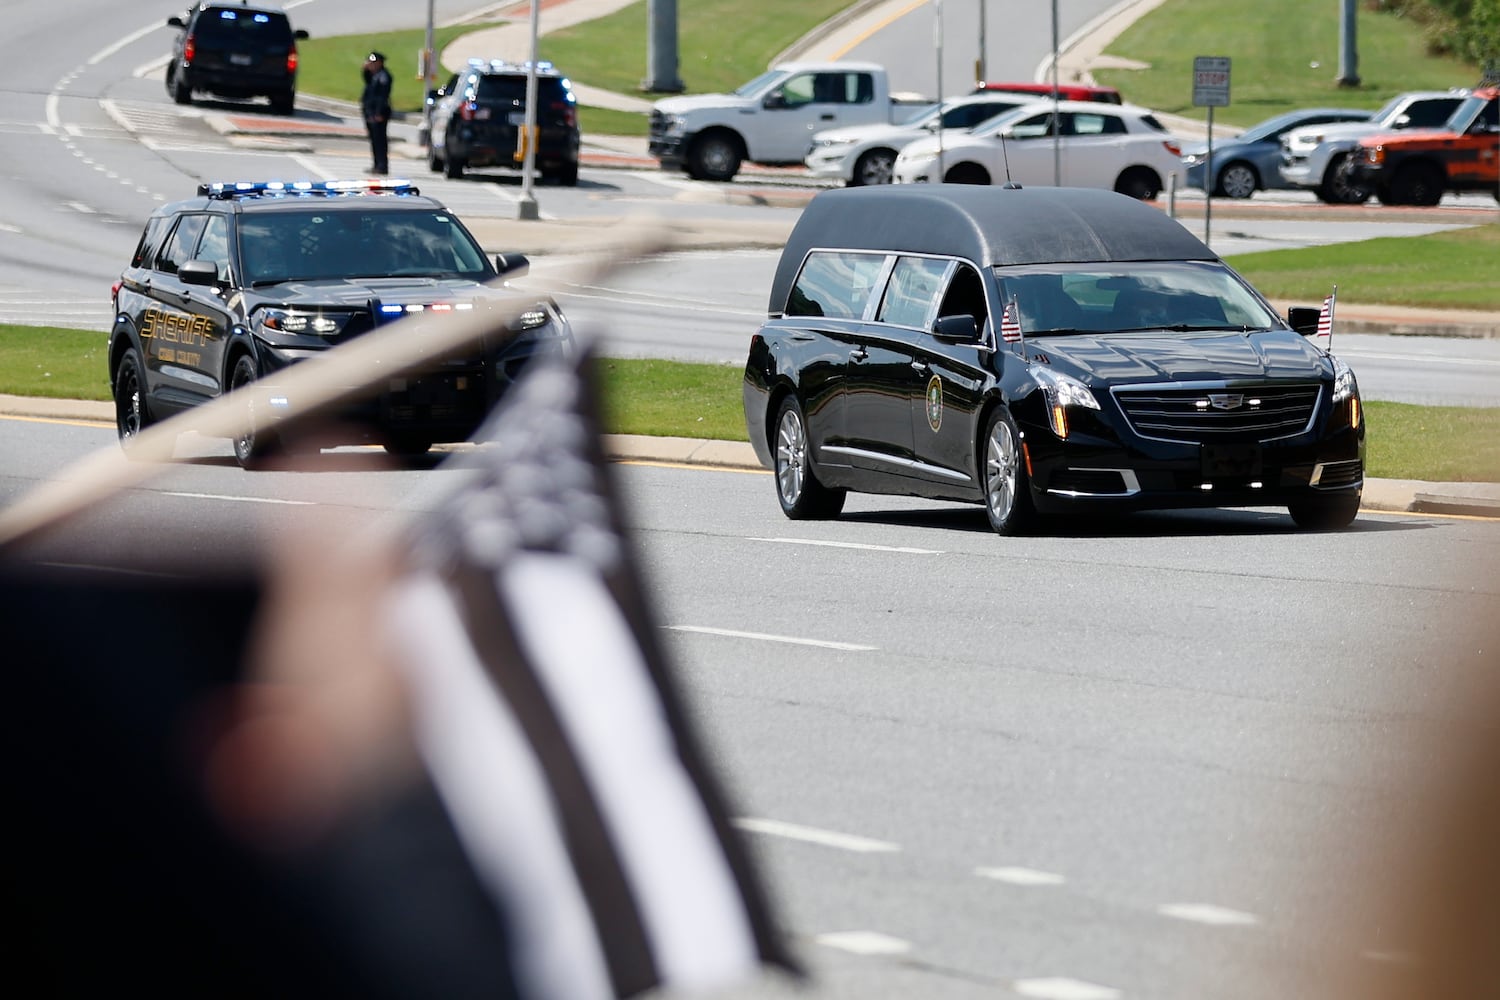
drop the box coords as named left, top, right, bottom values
left=179, top=260, right=220, bottom=288
left=167, top=15, right=185, bottom=28
left=1288, top=306, right=1321, bottom=337
left=495, top=253, right=530, bottom=278
left=294, top=29, right=309, bottom=40
left=932, top=314, right=980, bottom=343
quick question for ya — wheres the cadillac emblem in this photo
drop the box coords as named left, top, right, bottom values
left=1207, top=393, right=1245, bottom=410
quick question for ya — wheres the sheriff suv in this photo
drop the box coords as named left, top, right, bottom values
left=429, top=60, right=581, bottom=185
left=108, top=179, right=573, bottom=467
left=1348, top=87, right=1500, bottom=206
left=164, top=3, right=308, bottom=115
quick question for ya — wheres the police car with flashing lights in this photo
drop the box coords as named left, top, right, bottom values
left=108, top=179, right=573, bottom=467
left=428, top=59, right=581, bottom=184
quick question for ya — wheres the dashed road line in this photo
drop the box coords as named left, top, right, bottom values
left=1013, top=978, right=1122, bottom=1000
left=750, top=536, right=942, bottom=554
left=813, top=931, right=911, bottom=956
left=161, top=492, right=314, bottom=505
left=1157, top=903, right=1259, bottom=926
left=734, top=817, right=899, bottom=853
left=975, top=866, right=1067, bottom=886
left=666, top=624, right=876, bottom=651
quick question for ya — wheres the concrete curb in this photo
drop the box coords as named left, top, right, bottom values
left=4, top=394, right=1495, bottom=517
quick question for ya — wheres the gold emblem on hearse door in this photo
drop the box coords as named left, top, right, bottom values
left=926, top=374, right=943, bottom=432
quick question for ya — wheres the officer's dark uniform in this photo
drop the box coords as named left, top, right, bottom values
left=361, top=51, right=393, bottom=175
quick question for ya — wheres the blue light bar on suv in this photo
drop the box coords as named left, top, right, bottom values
left=196, top=179, right=421, bottom=199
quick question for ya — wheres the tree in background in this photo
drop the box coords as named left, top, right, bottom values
left=1372, top=0, right=1500, bottom=69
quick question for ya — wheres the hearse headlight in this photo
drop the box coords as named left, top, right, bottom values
left=256, top=308, right=354, bottom=336
left=1032, top=367, right=1099, bottom=440
left=1332, top=355, right=1361, bottom=429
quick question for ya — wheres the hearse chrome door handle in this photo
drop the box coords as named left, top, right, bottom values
left=910, top=359, right=930, bottom=373
left=850, top=347, right=868, bottom=361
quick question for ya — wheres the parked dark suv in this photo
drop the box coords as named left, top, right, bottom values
left=164, top=3, right=308, bottom=115
left=108, top=179, right=574, bottom=466
left=429, top=60, right=581, bottom=184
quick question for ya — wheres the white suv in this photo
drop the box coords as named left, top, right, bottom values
left=892, top=100, right=1181, bottom=200
left=1279, top=89, right=1468, bottom=203
left=805, top=93, right=1030, bottom=186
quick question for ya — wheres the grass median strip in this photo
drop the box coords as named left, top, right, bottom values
left=5, top=324, right=1497, bottom=482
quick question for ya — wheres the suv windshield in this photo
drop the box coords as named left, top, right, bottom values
left=238, top=209, right=491, bottom=284
left=996, top=261, right=1281, bottom=335
left=195, top=7, right=292, bottom=43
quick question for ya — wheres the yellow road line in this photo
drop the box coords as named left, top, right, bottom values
left=831, top=0, right=931, bottom=60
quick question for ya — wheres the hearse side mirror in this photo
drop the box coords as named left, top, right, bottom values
left=495, top=253, right=530, bottom=278
left=1288, top=306, right=1321, bottom=337
left=932, top=314, right=980, bottom=343
left=178, top=260, right=220, bottom=288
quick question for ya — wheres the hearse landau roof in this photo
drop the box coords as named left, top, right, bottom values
left=768, top=185, right=1216, bottom=314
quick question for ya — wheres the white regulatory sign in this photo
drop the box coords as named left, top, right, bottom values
left=1192, top=55, right=1231, bottom=108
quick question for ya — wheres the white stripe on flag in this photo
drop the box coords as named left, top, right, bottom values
left=502, top=553, right=759, bottom=991
left=1316, top=294, right=1334, bottom=339
left=1000, top=301, right=1022, bottom=343
left=389, top=573, right=614, bottom=1000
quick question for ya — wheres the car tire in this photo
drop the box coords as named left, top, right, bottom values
left=980, top=407, right=1036, bottom=536
left=383, top=436, right=432, bottom=457
left=1317, top=153, right=1370, bottom=204
left=773, top=396, right=845, bottom=519
left=1113, top=167, right=1161, bottom=201
left=428, top=147, right=444, bottom=172
left=687, top=131, right=742, bottom=182
left=444, top=155, right=466, bottom=179
left=1216, top=161, right=1258, bottom=199
left=1288, top=492, right=1360, bottom=530
left=943, top=162, right=991, bottom=185
left=552, top=163, right=579, bottom=186
left=229, top=354, right=281, bottom=469
left=851, top=148, right=896, bottom=186
left=170, top=67, right=192, bottom=106
left=1388, top=162, right=1444, bottom=207
left=113, top=348, right=153, bottom=453
left=269, top=90, right=295, bottom=116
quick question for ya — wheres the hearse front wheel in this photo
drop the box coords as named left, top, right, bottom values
left=981, top=408, right=1036, bottom=535
left=774, top=396, right=845, bottom=519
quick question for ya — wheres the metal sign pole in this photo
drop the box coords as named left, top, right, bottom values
left=517, top=0, right=541, bottom=220
left=1205, top=105, right=1213, bottom=247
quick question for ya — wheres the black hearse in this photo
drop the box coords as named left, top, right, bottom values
left=742, top=185, right=1364, bottom=534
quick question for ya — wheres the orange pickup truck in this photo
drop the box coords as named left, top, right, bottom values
left=1348, top=87, right=1499, bottom=205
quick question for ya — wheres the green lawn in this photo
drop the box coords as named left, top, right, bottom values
left=1095, top=0, right=1480, bottom=127
left=296, top=24, right=503, bottom=114
left=1225, top=223, right=1500, bottom=310
left=7, top=324, right=1497, bottom=482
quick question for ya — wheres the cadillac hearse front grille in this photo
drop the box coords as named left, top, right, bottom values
left=1113, top=383, right=1321, bottom=444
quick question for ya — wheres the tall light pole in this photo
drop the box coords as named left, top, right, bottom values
left=1051, top=0, right=1060, bottom=186
left=1336, top=0, right=1360, bottom=87
left=420, top=0, right=436, bottom=148
left=644, top=0, right=684, bottom=92
left=517, top=0, right=541, bottom=220
left=976, top=0, right=986, bottom=84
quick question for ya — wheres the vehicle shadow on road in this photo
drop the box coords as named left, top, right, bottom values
left=838, top=505, right=1429, bottom=537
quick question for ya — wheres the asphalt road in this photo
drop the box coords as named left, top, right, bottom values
left=4, top=416, right=1500, bottom=998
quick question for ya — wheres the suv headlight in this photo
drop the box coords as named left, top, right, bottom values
left=256, top=308, right=355, bottom=336
left=1031, top=367, right=1099, bottom=440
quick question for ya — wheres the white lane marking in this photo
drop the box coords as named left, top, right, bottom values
left=1157, top=903, right=1259, bottom=926
left=666, top=625, right=876, bottom=651
left=750, top=536, right=942, bottom=554
left=1348, top=350, right=1500, bottom=368
left=133, top=55, right=172, bottom=79
left=734, top=817, right=899, bottom=853
left=290, top=153, right=334, bottom=180
left=87, top=21, right=169, bottom=66
left=975, top=866, right=1067, bottom=886
left=45, top=93, right=60, bottom=130
left=814, top=931, right=911, bottom=956
left=162, top=492, right=314, bottom=505
left=64, top=201, right=96, bottom=214
left=0, top=223, right=20, bottom=234
left=1013, top=978, right=1122, bottom=1000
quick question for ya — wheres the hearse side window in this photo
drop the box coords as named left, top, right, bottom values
left=937, top=263, right=989, bottom=331
left=786, top=251, right=885, bottom=319
left=877, top=256, right=950, bottom=328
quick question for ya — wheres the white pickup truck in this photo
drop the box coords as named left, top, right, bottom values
left=648, top=61, right=925, bottom=181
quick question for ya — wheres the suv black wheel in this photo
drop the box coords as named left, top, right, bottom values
left=981, top=407, right=1035, bottom=535
left=1317, top=153, right=1371, bottom=204
left=1288, top=493, right=1360, bottom=530
left=852, top=148, right=896, bottom=186
left=1388, top=162, right=1444, bottom=207
left=553, top=164, right=579, bottom=186
left=1114, top=167, right=1162, bottom=200
left=269, top=90, right=295, bottom=116
left=444, top=155, right=466, bottom=179
left=428, top=147, right=444, bottom=172
left=774, top=396, right=845, bottom=519
left=229, top=354, right=280, bottom=469
left=113, top=348, right=153, bottom=452
left=169, top=67, right=192, bottom=105
left=687, top=131, right=742, bottom=182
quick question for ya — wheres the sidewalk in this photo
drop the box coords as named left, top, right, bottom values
left=3, top=394, right=1496, bottom=518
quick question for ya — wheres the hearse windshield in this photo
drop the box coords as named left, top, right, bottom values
left=995, top=260, right=1281, bottom=336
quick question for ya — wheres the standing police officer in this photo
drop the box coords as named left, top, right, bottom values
left=361, top=51, right=393, bottom=175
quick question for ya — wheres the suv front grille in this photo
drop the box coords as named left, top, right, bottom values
left=1113, top=383, right=1321, bottom=444
left=648, top=111, right=668, bottom=143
